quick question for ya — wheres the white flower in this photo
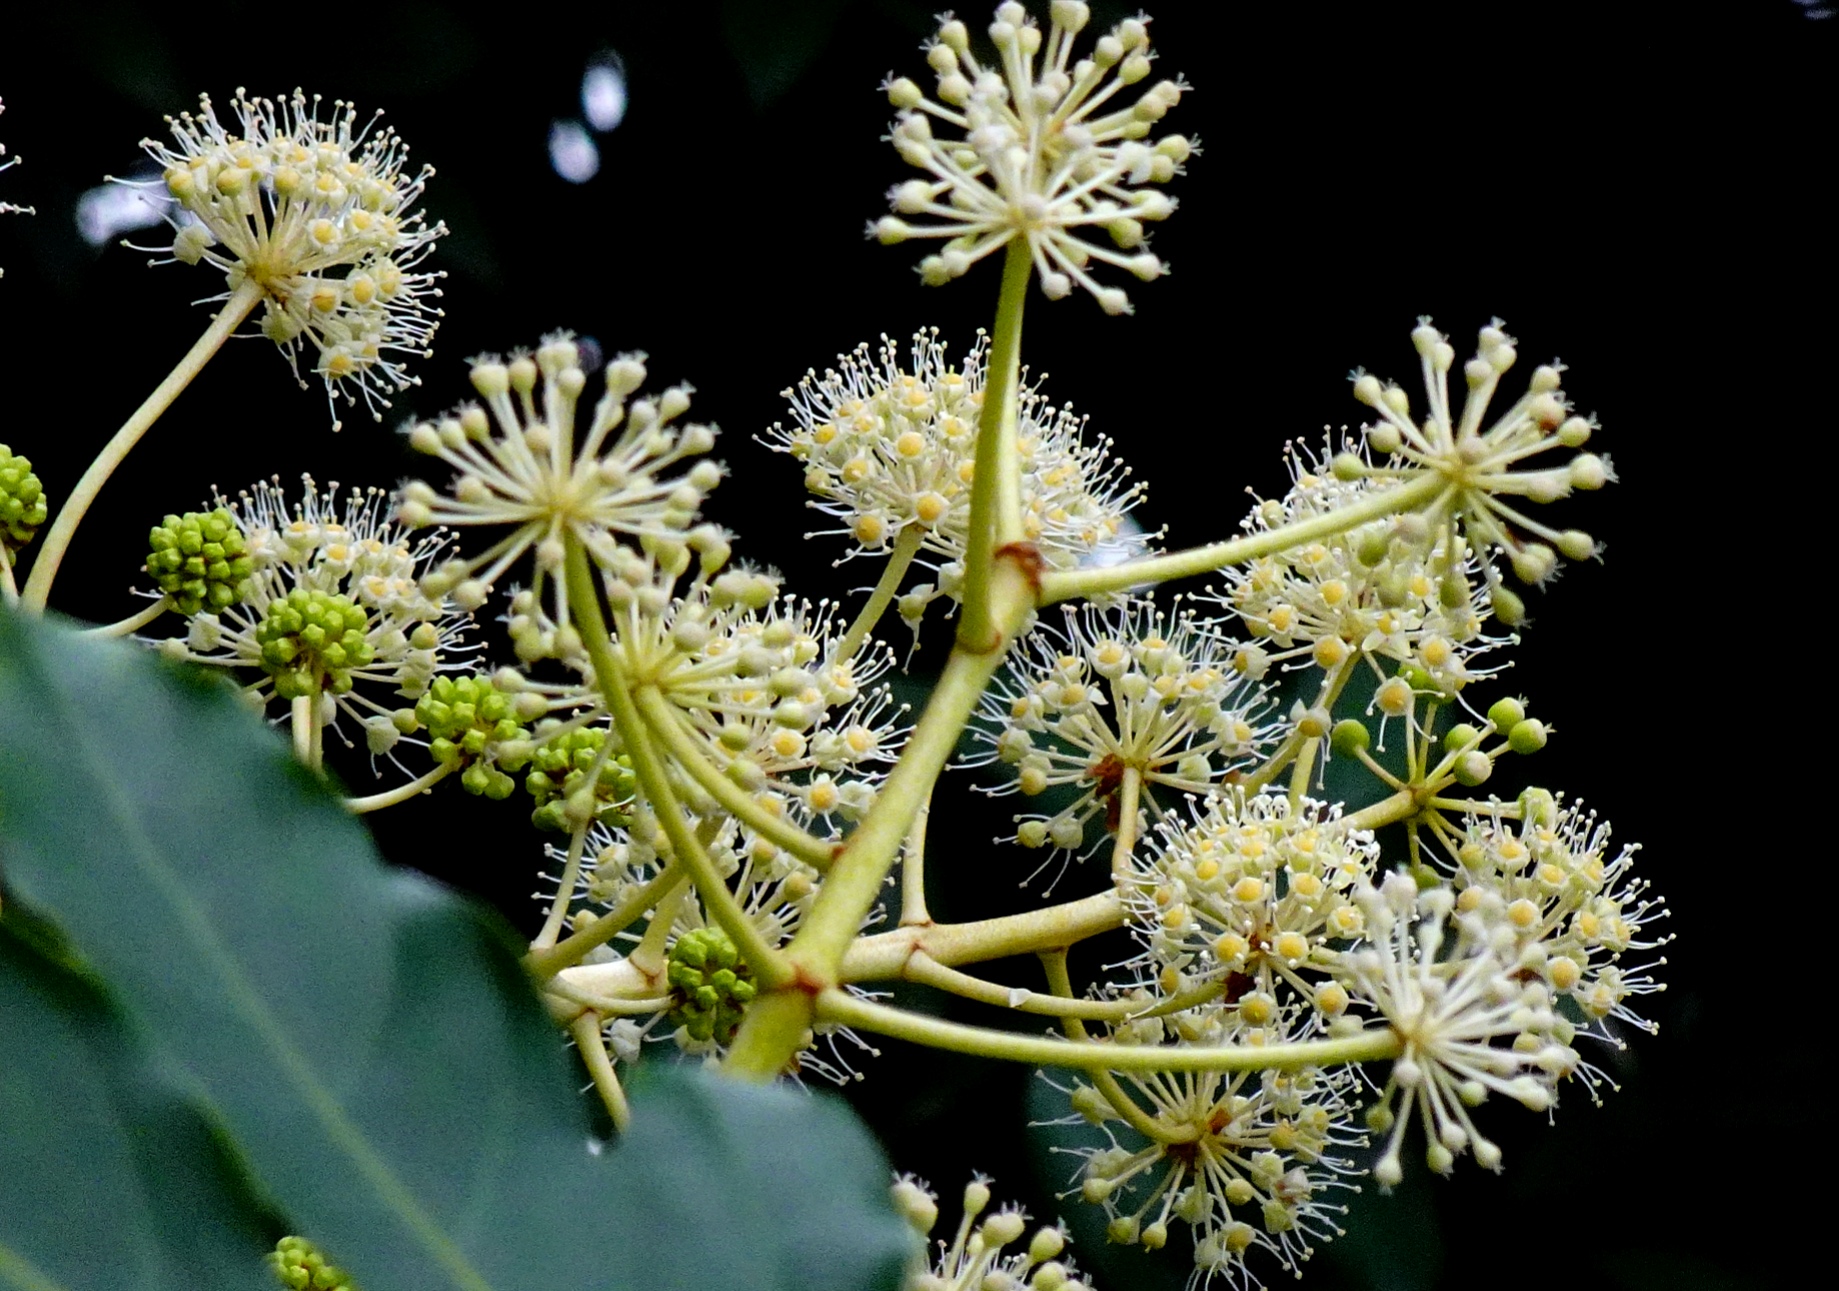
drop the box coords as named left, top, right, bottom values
left=1441, top=797, right=1667, bottom=1052
left=1342, top=319, right=1612, bottom=626
left=1207, top=438, right=1505, bottom=692
left=157, top=475, right=474, bottom=733
left=1126, top=791, right=1379, bottom=1022
left=130, top=89, right=444, bottom=427
left=402, top=334, right=723, bottom=659
left=1336, top=873, right=1577, bottom=1187
left=1059, top=1001, right=1364, bottom=1287
left=874, top=3, right=1190, bottom=314
left=968, top=598, right=1276, bottom=871
left=894, top=1175, right=1089, bottom=1291
left=766, top=329, right=1146, bottom=623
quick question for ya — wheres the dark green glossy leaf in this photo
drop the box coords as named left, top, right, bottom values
left=0, top=917, right=278, bottom=1291
left=0, top=610, right=910, bottom=1291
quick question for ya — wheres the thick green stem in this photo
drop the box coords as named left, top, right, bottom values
left=631, top=685, right=836, bottom=870
left=22, top=278, right=264, bottom=612
left=957, top=239, right=1032, bottom=650
left=834, top=523, right=925, bottom=664
left=903, top=953, right=1224, bottom=1021
left=527, top=861, right=684, bottom=979
left=1343, top=788, right=1420, bottom=833
left=841, top=889, right=1125, bottom=983
left=817, top=987, right=1402, bottom=1073
left=563, top=537, right=793, bottom=989
left=725, top=557, right=1037, bottom=1079
left=1039, top=475, right=1451, bottom=604
left=568, top=1014, right=631, bottom=1132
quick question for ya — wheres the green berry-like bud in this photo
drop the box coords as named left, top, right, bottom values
left=1507, top=718, right=1549, bottom=754
left=0, top=444, right=49, bottom=555
left=1442, top=723, right=1480, bottom=753
left=523, top=722, right=637, bottom=831
left=146, top=507, right=253, bottom=614
left=267, top=1236, right=359, bottom=1291
left=1330, top=719, right=1370, bottom=758
left=665, top=927, right=756, bottom=1046
left=1489, top=585, right=1526, bottom=627
left=1486, top=696, right=1526, bottom=730
left=255, top=588, right=372, bottom=698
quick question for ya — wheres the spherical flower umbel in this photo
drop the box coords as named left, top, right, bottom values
left=1208, top=438, right=1504, bottom=693
left=968, top=598, right=1276, bottom=870
left=1059, top=1003, right=1365, bottom=1287
left=131, top=89, right=445, bottom=428
left=401, top=334, right=723, bottom=660
left=1438, top=797, right=1667, bottom=1052
left=765, top=329, right=1145, bottom=623
left=155, top=475, right=475, bottom=738
left=1334, top=872, right=1578, bottom=1187
left=874, top=3, right=1191, bottom=314
left=1338, top=319, right=1612, bottom=626
left=1127, top=791, right=1379, bottom=1021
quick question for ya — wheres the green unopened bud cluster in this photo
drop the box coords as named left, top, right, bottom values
left=257, top=588, right=373, bottom=698
left=0, top=443, right=48, bottom=554
left=415, top=674, right=531, bottom=798
left=666, top=926, right=756, bottom=1044
left=146, top=508, right=254, bottom=614
left=267, top=1236, right=359, bottom=1291
left=525, top=722, right=637, bottom=832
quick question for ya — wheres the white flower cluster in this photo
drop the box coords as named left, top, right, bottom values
left=1125, top=791, right=1377, bottom=1021
left=594, top=545, right=911, bottom=841
left=1343, top=319, right=1612, bottom=626
left=875, top=2, right=1190, bottom=313
left=766, top=328, right=1144, bottom=627
left=1055, top=997, right=1365, bottom=1284
left=157, top=476, right=473, bottom=745
left=133, top=89, right=445, bottom=426
left=1209, top=439, right=1504, bottom=693
left=894, top=1176, right=1089, bottom=1291
left=1336, top=873, right=1580, bottom=1187
left=969, top=598, right=1276, bottom=872
left=402, top=334, right=724, bottom=660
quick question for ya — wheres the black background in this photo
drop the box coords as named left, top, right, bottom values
left=1, top=3, right=1828, bottom=1288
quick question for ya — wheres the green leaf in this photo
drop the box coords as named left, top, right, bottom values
left=0, top=610, right=911, bottom=1291
left=615, top=1064, right=914, bottom=1291
left=0, top=916, right=279, bottom=1291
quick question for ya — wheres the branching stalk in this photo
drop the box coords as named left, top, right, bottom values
left=1039, top=475, right=1451, bottom=604
left=833, top=522, right=925, bottom=664
left=816, top=987, right=1402, bottom=1073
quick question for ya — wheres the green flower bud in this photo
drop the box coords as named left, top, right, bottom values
left=1507, top=718, right=1548, bottom=755
left=665, top=927, right=757, bottom=1046
left=1486, top=696, right=1526, bottom=730
left=1329, top=719, right=1370, bottom=758
left=0, top=445, right=49, bottom=555
left=267, top=1235, right=359, bottom=1291
left=522, top=722, right=637, bottom=830
left=255, top=588, right=372, bottom=698
left=147, top=507, right=253, bottom=614
left=1442, top=723, right=1480, bottom=753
